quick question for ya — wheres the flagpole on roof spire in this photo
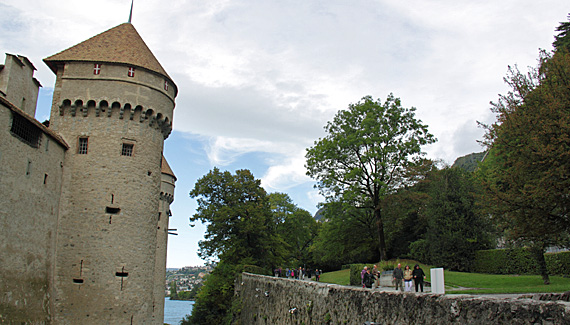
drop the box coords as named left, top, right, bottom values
left=128, top=0, right=134, bottom=23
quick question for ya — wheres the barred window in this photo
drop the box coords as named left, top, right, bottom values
left=121, top=143, right=134, bottom=156
left=10, top=113, right=42, bottom=148
left=78, top=137, right=88, bottom=154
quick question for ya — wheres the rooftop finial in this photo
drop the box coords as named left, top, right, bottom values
left=128, top=0, right=134, bottom=23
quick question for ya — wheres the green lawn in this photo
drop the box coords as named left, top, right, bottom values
left=319, top=261, right=570, bottom=294
left=319, top=268, right=350, bottom=285
left=444, top=271, right=570, bottom=294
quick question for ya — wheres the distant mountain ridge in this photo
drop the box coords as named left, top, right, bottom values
left=452, top=151, right=487, bottom=172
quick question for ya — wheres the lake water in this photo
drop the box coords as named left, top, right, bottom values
left=164, top=298, right=194, bottom=325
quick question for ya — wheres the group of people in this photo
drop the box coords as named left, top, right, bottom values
left=274, top=267, right=321, bottom=281
left=362, top=263, right=426, bottom=292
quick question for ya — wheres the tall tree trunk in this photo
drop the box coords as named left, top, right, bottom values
left=531, top=241, right=550, bottom=285
left=375, top=206, right=387, bottom=261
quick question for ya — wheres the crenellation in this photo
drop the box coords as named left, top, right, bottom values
left=58, top=98, right=173, bottom=139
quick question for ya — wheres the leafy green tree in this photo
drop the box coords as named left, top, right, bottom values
left=382, top=159, right=436, bottom=258
left=186, top=168, right=282, bottom=324
left=306, top=94, right=436, bottom=260
left=310, top=202, right=380, bottom=269
left=189, top=168, right=280, bottom=268
left=269, top=193, right=318, bottom=267
left=478, top=47, right=570, bottom=283
left=182, top=261, right=237, bottom=325
left=553, top=14, right=570, bottom=51
left=411, top=167, right=493, bottom=271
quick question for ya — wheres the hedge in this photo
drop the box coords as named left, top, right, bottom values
left=349, top=264, right=374, bottom=286
left=472, top=249, right=570, bottom=276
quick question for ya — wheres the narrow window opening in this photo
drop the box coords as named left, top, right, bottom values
left=78, top=137, right=88, bottom=154
left=109, top=216, right=112, bottom=224
left=158, top=212, right=161, bottom=221
left=73, top=279, right=84, bottom=284
left=79, top=260, right=83, bottom=276
left=106, top=207, right=120, bottom=214
left=116, top=266, right=129, bottom=291
left=44, top=174, right=48, bottom=185
left=111, top=194, right=114, bottom=204
left=121, top=143, right=134, bottom=156
left=26, top=160, right=32, bottom=176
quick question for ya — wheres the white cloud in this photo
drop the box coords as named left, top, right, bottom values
left=261, top=153, right=312, bottom=192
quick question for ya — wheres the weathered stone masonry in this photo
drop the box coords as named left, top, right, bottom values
left=0, top=22, right=177, bottom=324
left=236, top=273, right=570, bottom=324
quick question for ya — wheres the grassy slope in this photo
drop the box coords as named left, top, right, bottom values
left=319, top=260, right=570, bottom=294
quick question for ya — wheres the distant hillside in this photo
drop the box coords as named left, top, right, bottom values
left=452, top=151, right=487, bottom=172
left=314, top=207, right=325, bottom=221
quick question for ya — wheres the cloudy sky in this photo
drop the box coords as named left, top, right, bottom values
left=1, top=0, right=568, bottom=267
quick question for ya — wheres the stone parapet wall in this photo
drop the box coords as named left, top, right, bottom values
left=235, top=273, right=570, bottom=324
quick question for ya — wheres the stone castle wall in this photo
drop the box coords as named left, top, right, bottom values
left=0, top=102, right=67, bottom=323
left=236, top=273, right=570, bottom=324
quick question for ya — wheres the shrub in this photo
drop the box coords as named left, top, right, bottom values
left=546, top=251, right=570, bottom=276
left=472, top=249, right=570, bottom=276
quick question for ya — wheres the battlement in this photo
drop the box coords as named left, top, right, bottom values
left=56, top=98, right=172, bottom=139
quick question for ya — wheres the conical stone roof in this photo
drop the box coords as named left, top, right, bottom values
left=44, top=23, right=171, bottom=80
left=161, top=156, right=176, bottom=180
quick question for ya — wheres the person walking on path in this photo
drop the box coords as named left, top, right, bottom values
left=361, top=266, right=368, bottom=288
left=393, top=263, right=404, bottom=292
left=412, top=264, right=426, bottom=292
left=371, top=265, right=380, bottom=289
left=403, top=265, right=413, bottom=292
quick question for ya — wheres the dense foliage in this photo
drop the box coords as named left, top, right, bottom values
left=553, top=14, right=570, bottom=51
left=478, top=24, right=570, bottom=283
left=269, top=193, right=318, bottom=268
left=310, top=202, right=380, bottom=270
left=410, top=167, right=494, bottom=271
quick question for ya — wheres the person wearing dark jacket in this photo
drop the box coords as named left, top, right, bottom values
left=363, top=268, right=374, bottom=288
left=412, top=264, right=426, bottom=292
left=393, top=263, right=404, bottom=291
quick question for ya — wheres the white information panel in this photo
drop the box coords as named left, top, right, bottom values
left=430, top=268, right=445, bottom=294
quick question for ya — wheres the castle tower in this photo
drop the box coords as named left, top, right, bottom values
left=43, top=23, right=177, bottom=324
left=153, top=156, right=176, bottom=322
left=0, top=53, right=41, bottom=116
